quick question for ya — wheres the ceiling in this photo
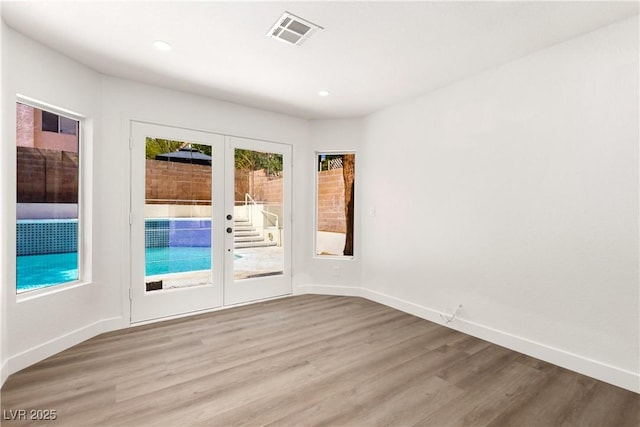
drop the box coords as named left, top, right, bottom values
left=2, top=1, right=638, bottom=119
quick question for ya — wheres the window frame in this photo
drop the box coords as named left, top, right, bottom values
left=15, top=97, right=90, bottom=299
left=41, top=110, right=78, bottom=136
left=59, top=115, right=78, bottom=135
left=313, top=150, right=356, bottom=260
left=41, top=110, right=60, bottom=133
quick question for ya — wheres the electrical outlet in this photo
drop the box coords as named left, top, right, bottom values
left=440, top=304, right=463, bottom=324
left=332, top=265, right=340, bottom=277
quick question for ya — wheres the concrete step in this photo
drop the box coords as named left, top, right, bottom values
left=234, top=235, right=266, bottom=243
left=234, top=241, right=277, bottom=249
left=233, top=219, right=274, bottom=248
left=235, top=230, right=261, bottom=238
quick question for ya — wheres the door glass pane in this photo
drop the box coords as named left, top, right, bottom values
left=145, top=138, right=213, bottom=291
left=233, top=148, right=283, bottom=280
left=316, top=153, right=355, bottom=256
left=16, top=103, right=80, bottom=293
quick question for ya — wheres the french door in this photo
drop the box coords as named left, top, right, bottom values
left=224, top=136, right=292, bottom=305
left=130, top=122, right=291, bottom=323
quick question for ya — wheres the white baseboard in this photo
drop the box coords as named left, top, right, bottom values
left=294, top=284, right=363, bottom=297
left=4, top=287, right=638, bottom=394
left=0, top=357, right=8, bottom=388
left=3, top=317, right=123, bottom=386
left=297, top=284, right=639, bottom=394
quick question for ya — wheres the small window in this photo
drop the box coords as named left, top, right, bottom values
left=41, top=111, right=77, bottom=135
left=17, top=102, right=81, bottom=293
left=316, top=152, right=355, bottom=257
left=41, top=110, right=59, bottom=132
left=60, top=116, right=78, bottom=135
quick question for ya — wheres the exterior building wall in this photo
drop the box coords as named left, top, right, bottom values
left=16, top=103, right=34, bottom=148
left=317, top=168, right=346, bottom=233
left=33, top=109, right=78, bottom=153
left=16, top=104, right=78, bottom=152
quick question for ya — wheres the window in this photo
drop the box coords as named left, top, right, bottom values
left=16, top=102, right=81, bottom=293
left=316, top=152, right=355, bottom=257
left=41, top=110, right=59, bottom=132
left=41, top=110, right=77, bottom=135
left=60, top=116, right=78, bottom=135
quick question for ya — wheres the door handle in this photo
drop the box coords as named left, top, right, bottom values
left=226, top=214, right=233, bottom=221
left=226, top=227, right=233, bottom=234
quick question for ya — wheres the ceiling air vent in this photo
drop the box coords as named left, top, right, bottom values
left=267, top=12, right=323, bottom=46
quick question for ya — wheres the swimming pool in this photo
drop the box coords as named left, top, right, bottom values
left=16, top=247, right=233, bottom=293
left=17, top=252, right=79, bottom=292
left=17, top=217, right=230, bottom=292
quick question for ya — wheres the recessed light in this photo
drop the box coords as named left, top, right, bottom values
left=153, top=40, right=172, bottom=52
left=318, top=90, right=330, bottom=97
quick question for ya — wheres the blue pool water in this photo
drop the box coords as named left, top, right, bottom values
left=17, top=247, right=235, bottom=292
left=145, top=247, right=212, bottom=276
left=17, top=252, right=79, bottom=291
left=16, top=218, right=228, bottom=292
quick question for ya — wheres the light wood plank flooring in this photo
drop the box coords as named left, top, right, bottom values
left=1, top=295, right=638, bottom=426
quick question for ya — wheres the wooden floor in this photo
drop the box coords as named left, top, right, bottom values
left=1, top=295, right=638, bottom=426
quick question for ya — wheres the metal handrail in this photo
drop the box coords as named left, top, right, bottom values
left=244, top=193, right=279, bottom=228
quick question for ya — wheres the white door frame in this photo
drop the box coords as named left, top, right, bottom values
left=129, top=122, right=292, bottom=323
left=130, top=121, right=225, bottom=323
left=223, top=136, right=292, bottom=306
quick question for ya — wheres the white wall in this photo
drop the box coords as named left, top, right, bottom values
left=0, top=15, right=6, bottom=386
left=360, top=17, right=639, bottom=391
left=296, top=119, right=363, bottom=294
left=2, top=14, right=638, bottom=394
left=0, top=23, right=310, bottom=385
left=99, top=76, right=310, bottom=321
left=1, top=24, right=111, bottom=382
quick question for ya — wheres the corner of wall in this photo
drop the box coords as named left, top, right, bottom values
left=358, top=287, right=639, bottom=394
left=295, top=283, right=640, bottom=394
left=356, top=17, right=639, bottom=394
left=304, top=118, right=366, bottom=290
left=0, top=359, right=8, bottom=388
left=0, top=15, right=8, bottom=390
left=295, top=283, right=364, bottom=298
left=5, top=316, right=123, bottom=379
